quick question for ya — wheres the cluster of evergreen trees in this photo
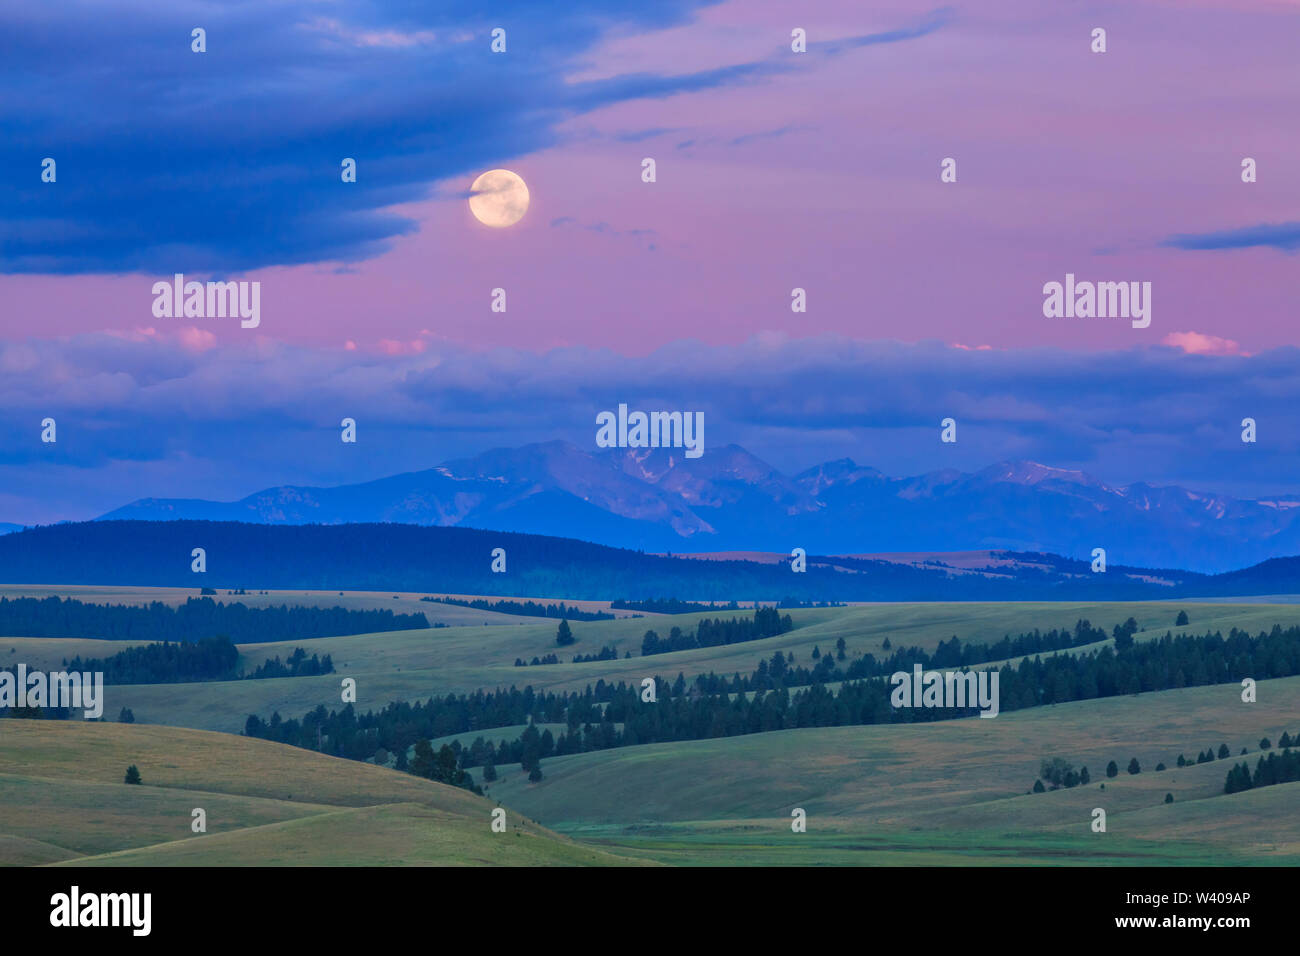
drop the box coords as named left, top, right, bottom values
left=1033, top=757, right=1092, bottom=791
left=1031, top=756, right=1146, bottom=792
left=1224, top=747, right=1300, bottom=794
left=640, top=607, right=794, bottom=656
left=571, top=645, right=621, bottom=663
left=513, top=645, right=624, bottom=665
left=61, top=634, right=238, bottom=684
left=1033, top=730, right=1300, bottom=795
left=0, top=595, right=427, bottom=644
left=244, top=685, right=565, bottom=761
left=514, top=653, right=560, bottom=667
left=1185, top=744, right=1234, bottom=764
left=242, top=647, right=334, bottom=680
left=244, top=623, right=1300, bottom=785
left=420, top=595, right=614, bottom=621
left=419, top=725, right=551, bottom=783
left=929, top=618, right=1123, bottom=668
left=410, top=739, right=481, bottom=792
left=56, top=635, right=331, bottom=684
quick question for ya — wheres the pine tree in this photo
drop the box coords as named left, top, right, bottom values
left=1175, top=610, right=1189, bottom=626
left=435, top=744, right=459, bottom=783
left=1040, top=757, right=1074, bottom=789
left=411, top=739, right=435, bottom=778
left=124, top=765, right=142, bottom=785
left=1127, top=757, right=1141, bottom=775
left=1164, top=793, right=1173, bottom=804
left=1224, top=763, right=1252, bottom=794
left=556, top=619, right=574, bottom=647
left=1106, top=760, right=1119, bottom=778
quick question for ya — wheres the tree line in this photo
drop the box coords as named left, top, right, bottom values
left=243, top=622, right=1300, bottom=786
left=58, top=635, right=333, bottom=684
left=420, top=595, right=615, bottom=621
left=1224, top=744, right=1300, bottom=794
left=640, top=606, right=794, bottom=656
left=611, top=598, right=740, bottom=614
left=0, top=594, right=428, bottom=644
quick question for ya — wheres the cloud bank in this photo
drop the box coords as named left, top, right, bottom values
left=3, top=333, right=1297, bottom=523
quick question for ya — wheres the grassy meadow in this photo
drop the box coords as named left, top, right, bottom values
left=3, top=584, right=1299, bottom=866
left=0, top=721, right=647, bottom=866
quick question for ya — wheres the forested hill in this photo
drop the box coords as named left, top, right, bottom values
left=0, top=595, right=428, bottom=643
left=0, top=519, right=1289, bottom=602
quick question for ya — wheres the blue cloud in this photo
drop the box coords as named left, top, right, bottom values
left=727, top=124, right=810, bottom=146
left=814, top=8, right=953, bottom=55
left=0, top=2, right=947, bottom=274
left=610, top=127, right=678, bottom=143
left=1162, top=222, right=1300, bottom=253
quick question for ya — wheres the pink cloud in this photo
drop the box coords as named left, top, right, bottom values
left=377, top=337, right=428, bottom=355
left=176, top=326, right=217, bottom=352
left=1162, top=331, right=1247, bottom=356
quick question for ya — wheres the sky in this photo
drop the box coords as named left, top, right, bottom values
left=1, top=0, right=1298, bottom=524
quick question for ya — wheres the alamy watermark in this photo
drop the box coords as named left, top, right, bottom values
left=1042, top=273, right=1150, bottom=328
left=0, top=664, right=104, bottom=719
left=152, top=273, right=260, bottom=328
left=890, top=664, right=999, bottom=718
left=50, top=886, right=151, bottom=936
left=596, top=403, right=704, bottom=458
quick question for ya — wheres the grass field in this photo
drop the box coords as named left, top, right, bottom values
left=0, top=721, right=647, bottom=866
left=483, top=675, right=1300, bottom=865
left=6, top=591, right=1300, bottom=866
left=28, top=598, right=1300, bottom=734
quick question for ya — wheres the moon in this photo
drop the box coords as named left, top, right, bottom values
left=469, top=169, right=529, bottom=228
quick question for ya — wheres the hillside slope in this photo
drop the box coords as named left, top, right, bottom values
left=0, top=721, right=646, bottom=866
left=485, top=675, right=1300, bottom=865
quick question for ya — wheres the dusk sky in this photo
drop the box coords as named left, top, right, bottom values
left=2, top=0, right=1298, bottom=524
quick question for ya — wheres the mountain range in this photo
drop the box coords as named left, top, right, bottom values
left=94, top=440, right=1300, bottom=574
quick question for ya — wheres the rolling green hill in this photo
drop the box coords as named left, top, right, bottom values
left=0, top=721, right=647, bottom=866
left=483, top=675, right=1300, bottom=865
left=8, top=597, right=1300, bottom=866
left=62, top=600, right=1300, bottom=734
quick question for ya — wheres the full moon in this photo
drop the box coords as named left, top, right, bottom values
left=468, top=169, right=529, bottom=228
